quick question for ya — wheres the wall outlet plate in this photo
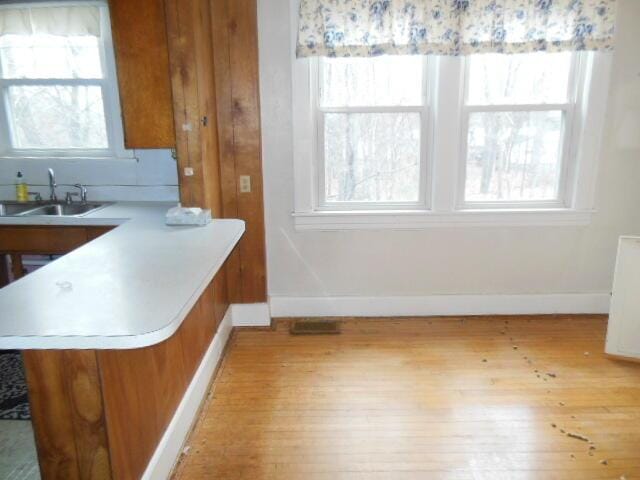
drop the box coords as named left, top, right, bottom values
left=239, top=175, right=251, bottom=193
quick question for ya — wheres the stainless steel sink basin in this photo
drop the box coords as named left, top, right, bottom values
left=0, top=202, right=43, bottom=216
left=20, top=203, right=108, bottom=217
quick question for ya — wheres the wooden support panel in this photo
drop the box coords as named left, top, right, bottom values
left=98, top=330, right=187, bottom=480
left=96, top=266, right=229, bottom=479
left=23, top=265, right=229, bottom=480
left=211, top=0, right=267, bottom=303
left=22, top=350, right=112, bottom=480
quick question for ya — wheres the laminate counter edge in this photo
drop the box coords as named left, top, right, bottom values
left=0, top=202, right=245, bottom=349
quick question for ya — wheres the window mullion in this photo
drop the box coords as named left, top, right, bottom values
left=431, top=55, right=465, bottom=213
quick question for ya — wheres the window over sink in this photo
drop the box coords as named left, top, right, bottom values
left=0, top=1, right=128, bottom=159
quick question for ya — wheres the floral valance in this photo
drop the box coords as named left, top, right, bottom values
left=296, top=0, right=617, bottom=57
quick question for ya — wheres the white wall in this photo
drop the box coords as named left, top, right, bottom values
left=0, top=149, right=179, bottom=202
left=258, top=0, right=640, bottom=315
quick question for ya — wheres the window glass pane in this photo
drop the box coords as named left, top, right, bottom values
left=7, top=85, right=108, bottom=149
left=465, top=111, right=563, bottom=202
left=320, top=56, right=422, bottom=107
left=324, top=112, right=421, bottom=203
left=467, top=52, right=572, bottom=105
left=0, top=34, right=102, bottom=79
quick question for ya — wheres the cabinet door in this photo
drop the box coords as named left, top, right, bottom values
left=605, top=237, right=640, bottom=360
left=109, top=0, right=176, bottom=148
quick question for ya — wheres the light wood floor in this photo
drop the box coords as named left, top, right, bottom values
left=173, top=316, right=640, bottom=480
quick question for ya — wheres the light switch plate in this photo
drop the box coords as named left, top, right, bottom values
left=239, top=175, right=251, bottom=193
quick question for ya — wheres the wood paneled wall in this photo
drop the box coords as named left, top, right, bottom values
left=163, top=0, right=266, bottom=303
left=211, top=0, right=267, bottom=304
left=164, top=0, right=223, bottom=215
left=108, top=0, right=266, bottom=303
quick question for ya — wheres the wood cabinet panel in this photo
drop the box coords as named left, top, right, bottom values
left=0, top=254, right=8, bottom=287
left=0, top=227, right=89, bottom=254
left=180, top=291, right=213, bottom=379
left=0, top=226, right=114, bottom=256
left=96, top=263, right=229, bottom=479
left=85, top=227, right=114, bottom=242
left=98, top=327, right=187, bottom=480
left=23, top=350, right=111, bottom=480
left=108, top=0, right=176, bottom=148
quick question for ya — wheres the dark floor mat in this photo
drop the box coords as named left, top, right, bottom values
left=0, top=351, right=31, bottom=420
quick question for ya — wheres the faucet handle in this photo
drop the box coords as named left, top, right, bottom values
left=72, top=184, right=88, bottom=203
left=65, top=192, right=79, bottom=204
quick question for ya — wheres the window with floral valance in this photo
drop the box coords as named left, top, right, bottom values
left=291, top=0, right=616, bottom=229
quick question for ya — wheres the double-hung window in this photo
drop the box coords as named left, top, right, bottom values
left=293, top=50, right=608, bottom=229
left=0, top=2, right=126, bottom=158
left=316, top=56, right=429, bottom=210
left=461, top=52, right=578, bottom=209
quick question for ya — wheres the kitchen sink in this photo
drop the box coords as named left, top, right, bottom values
left=0, top=202, right=42, bottom=216
left=20, top=203, right=108, bottom=217
left=0, top=201, right=109, bottom=217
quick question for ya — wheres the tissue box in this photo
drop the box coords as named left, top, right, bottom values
left=165, top=206, right=212, bottom=226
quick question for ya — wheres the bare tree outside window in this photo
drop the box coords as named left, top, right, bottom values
left=0, top=13, right=112, bottom=153
left=464, top=52, right=573, bottom=203
left=319, top=56, right=424, bottom=206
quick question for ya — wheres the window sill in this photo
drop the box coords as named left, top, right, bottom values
left=292, top=208, right=595, bottom=231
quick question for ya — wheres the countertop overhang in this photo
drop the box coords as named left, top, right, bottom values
left=0, top=203, right=245, bottom=349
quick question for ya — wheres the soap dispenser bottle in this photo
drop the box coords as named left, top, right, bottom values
left=15, top=171, right=28, bottom=202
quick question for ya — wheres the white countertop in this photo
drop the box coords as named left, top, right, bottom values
left=0, top=203, right=244, bottom=349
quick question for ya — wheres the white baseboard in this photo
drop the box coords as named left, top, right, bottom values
left=231, top=302, right=271, bottom=327
left=141, top=308, right=233, bottom=480
left=269, top=294, right=611, bottom=318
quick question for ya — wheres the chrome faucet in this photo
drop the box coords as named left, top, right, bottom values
left=48, top=168, right=57, bottom=202
left=69, top=183, right=88, bottom=204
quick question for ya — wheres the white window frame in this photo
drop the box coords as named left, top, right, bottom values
left=456, top=52, right=583, bottom=211
left=0, top=1, right=132, bottom=161
left=289, top=5, right=612, bottom=230
left=313, top=56, right=433, bottom=211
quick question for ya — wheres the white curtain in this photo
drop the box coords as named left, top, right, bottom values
left=0, top=5, right=101, bottom=37
left=296, top=0, right=617, bottom=57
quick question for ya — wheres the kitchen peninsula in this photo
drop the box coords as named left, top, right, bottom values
left=0, top=203, right=244, bottom=479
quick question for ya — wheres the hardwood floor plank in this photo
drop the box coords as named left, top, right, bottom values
left=174, top=316, right=640, bottom=479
